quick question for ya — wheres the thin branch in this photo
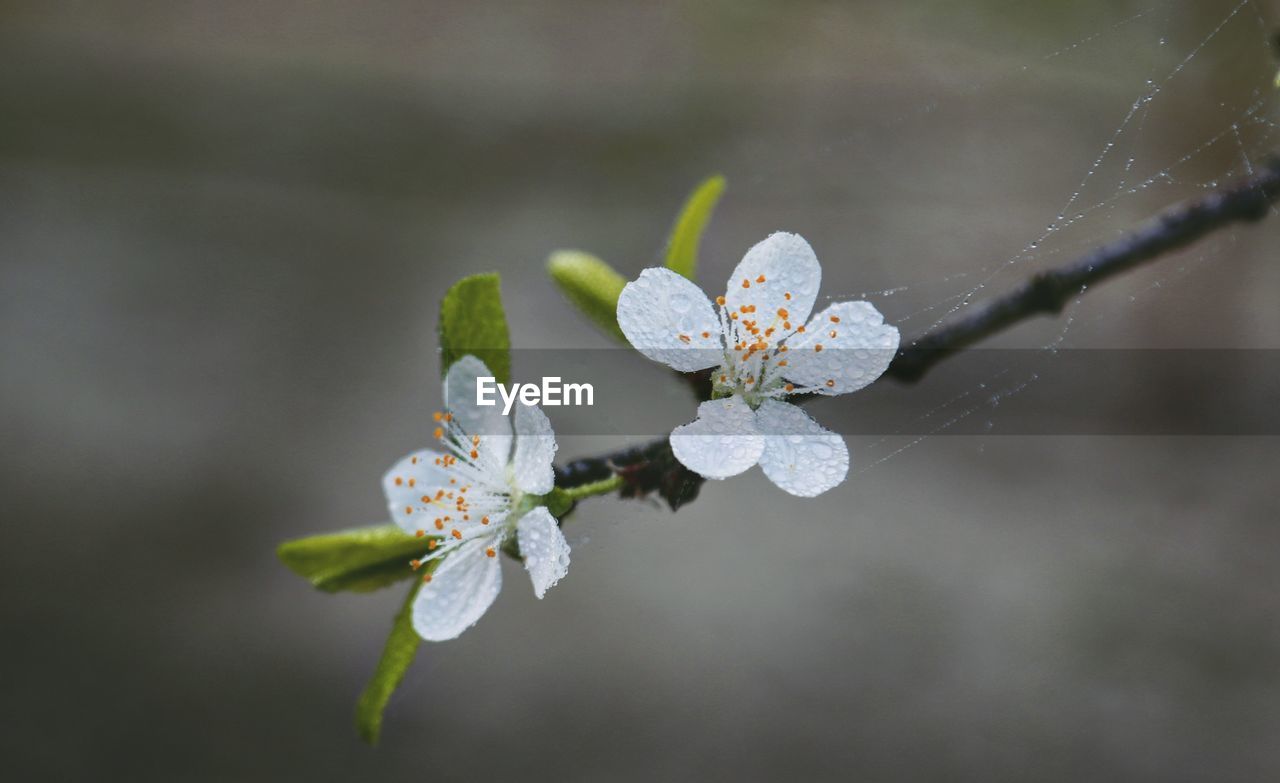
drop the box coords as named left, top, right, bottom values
left=887, top=159, right=1280, bottom=382
left=558, top=159, right=1280, bottom=495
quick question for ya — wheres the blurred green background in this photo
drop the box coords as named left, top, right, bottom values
left=3, top=1, right=1280, bottom=780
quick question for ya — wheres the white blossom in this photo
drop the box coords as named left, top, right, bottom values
left=383, top=356, right=569, bottom=641
left=617, top=232, right=899, bottom=496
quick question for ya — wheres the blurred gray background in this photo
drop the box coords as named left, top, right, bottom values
left=3, top=1, right=1280, bottom=781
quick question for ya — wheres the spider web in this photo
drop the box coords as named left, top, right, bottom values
left=731, top=0, right=1280, bottom=475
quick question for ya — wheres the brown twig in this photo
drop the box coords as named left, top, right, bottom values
left=557, top=160, right=1280, bottom=498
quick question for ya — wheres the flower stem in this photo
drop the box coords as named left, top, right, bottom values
left=558, top=474, right=624, bottom=502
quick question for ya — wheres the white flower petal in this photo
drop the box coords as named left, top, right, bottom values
left=512, top=403, right=557, bottom=495
left=383, top=449, right=454, bottom=534
left=669, top=395, right=764, bottom=479
left=755, top=400, right=849, bottom=497
left=444, top=355, right=513, bottom=466
left=783, top=300, right=899, bottom=395
left=412, top=539, right=503, bottom=642
left=724, top=232, right=822, bottom=332
left=516, top=506, right=571, bottom=599
left=617, top=268, right=721, bottom=373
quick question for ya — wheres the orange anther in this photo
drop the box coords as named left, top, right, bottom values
left=778, top=359, right=788, bottom=367
left=742, top=279, right=751, bottom=288
left=825, top=379, right=836, bottom=388
left=829, top=330, right=838, bottom=338
left=394, top=477, right=403, bottom=486
left=701, top=331, right=710, bottom=338
left=451, top=529, right=463, bottom=540
left=485, top=548, right=496, bottom=558
left=470, top=449, right=479, bottom=459
left=434, top=519, right=444, bottom=530
left=404, top=506, right=413, bottom=515
left=678, top=334, right=691, bottom=343
left=422, top=573, right=433, bottom=583
left=427, top=539, right=438, bottom=550
left=415, top=529, right=425, bottom=538
left=410, top=559, right=421, bottom=569
left=481, top=516, right=491, bottom=525
left=814, top=344, right=824, bottom=352
left=756, top=274, right=766, bottom=283
left=784, top=292, right=792, bottom=300
left=716, top=295, right=726, bottom=306
left=433, top=427, right=444, bottom=439
left=830, top=315, right=841, bottom=323
left=785, top=383, right=795, bottom=392
left=797, top=325, right=806, bottom=333
left=432, top=411, right=443, bottom=422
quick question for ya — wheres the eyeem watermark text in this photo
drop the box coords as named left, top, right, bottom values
left=476, top=377, right=594, bottom=415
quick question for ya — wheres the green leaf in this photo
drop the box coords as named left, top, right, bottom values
left=546, top=250, right=628, bottom=342
left=277, top=525, right=433, bottom=593
left=438, top=273, right=511, bottom=384
left=356, top=580, right=424, bottom=745
left=664, top=174, right=726, bottom=281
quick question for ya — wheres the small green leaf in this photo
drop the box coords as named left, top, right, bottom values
left=547, top=250, right=627, bottom=342
left=356, top=580, right=424, bottom=745
left=438, top=273, right=511, bottom=384
left=664, top=174, right=726, bottom=281
left=277, top=525, right=433, bottom=593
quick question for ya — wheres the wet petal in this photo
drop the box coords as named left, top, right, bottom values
left=756, top=400, right=849, bottom=497
left=669, top=395, right=764, bottom=479
left=512, top=403, right=557, bottom=495
left=617, top=268, right=721, bottom=372
left=783, top=300, right=899, bottom=395
left=383, top=448, right=455, bottom=534
left=443, top=355, right=513, bottom=467
left=516, top=506, right=571, bottom=598
left=724, top=233, right=822, bottom=334
left=412, top=539, right=503, bottom=641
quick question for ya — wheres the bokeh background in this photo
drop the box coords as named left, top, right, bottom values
left=4, top=1, right=1280, bottom=780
